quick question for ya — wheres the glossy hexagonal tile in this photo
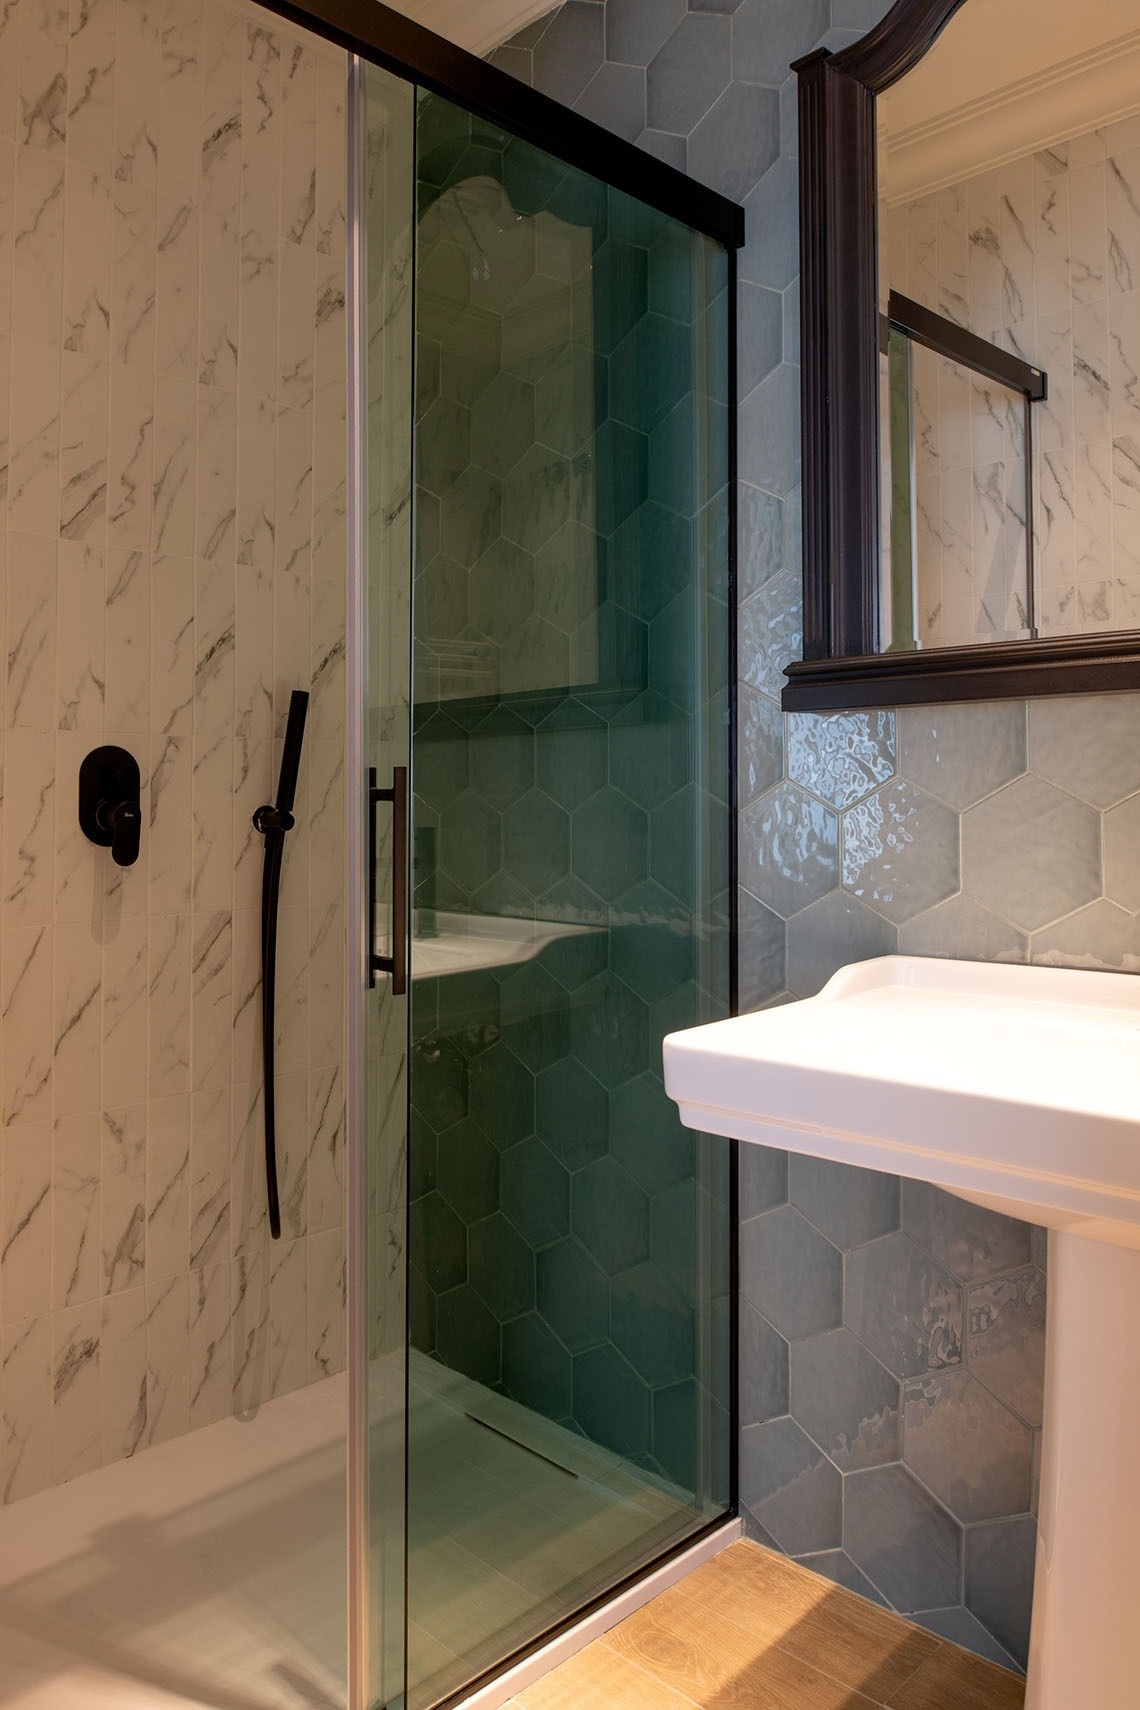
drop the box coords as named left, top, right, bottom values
left=440, top=466, right=502, bottom=569
left=440, top=307, right=502, bottom=406
left=535, top=344, right=594, bottom=458
left=740, top=1204, right=842, bottom=1340
left=500, top=1137, right=570, bottom=1250
left=468, top=709, right=534, bottom=808
left=898, top=702, right=1027, bottom=808
left=740, top=1141, right=788, bottom=1220
left=842, top=780, right=959, bottom=924
left=1031, top=897, right=1140, bottom=971
left=591, top=237, right=649, bottom=355
left=611, top=1260, right=694, bottom=1386
left=844, top=1463, right=962, bottom=1613
left=741, top=1298, right=789, bottom=1426
left=965, top=1516, right=1036, bottom=1671
left=610, top=696, right=691, bottom=809
left=469, top=1211, right=535, bottom=1321
left=417, top=395, right=471, bottom=497
left=785, top=890, right=898, bottom=998
left=962, top=775, right=1100, bottom=931
left=409, top=1191, right=467, bottom=1293
left=435, top=1283, right=500, bottom=1387
left=900, top=1179, right=1031, bottom=1284
left=572, top=788, right=648, bottom=897
left=609, top=313, right=692, bottom=434
left=790, top=1327, right=900, bottom=1471
left=899, top=893, right=1028, bottom=964
left=572, top=1155, right=650, bottom=1274
left=1029, top=693, right=1140, bottom=807
left=610, top=1071, right=694, bottom=1193
left=467, top=540, right=535, bottom=645
left=534, top=706, right=607, bottom=810
left=535, top=1056, right=608, bottom=1172
left=416, top=552, right=468, bottom=640
left=790, top=1154, right=900, bottom=1249
left=845, top=1232, right=963, bottom=1378
left=646, top=12, right=731, bottom=134
left=738, top=891, right=787, bottom=1010
left=535, top=529, right=599, bottom=647
left=502, top=787, right=570, bottom=896
left=501, top=1312, right=572, bottom=1417
left=417, top=239, right=472, bottom=343
left=468, top=370, right=535, bottom=478
left=599, top=419, right=651, bottom=534
left=501, top=613, right=571, bottom=690
left=587, top=982, right=659, bottom=1104
left=572, top=1343, right=650, bottom=1459
left=650, top=1178, right=700, bottom=1307
left=902, top=1369, right=1033, bottom=1523
left=740, top=781, right=839, bottom=920
left=439, top=789, right=501, bottom=890
left=468, top=1043, right=534, bottom=1150
left=437, top=1119, right=500, bottom=1225
left=739, top=686, right=784, bottom=809
left=689, top=80, right=780, bottom=205
left=787, top=711, right=896, bottom=810
left=648, top=787, right=701, bottom=908
left=499, top=961, right=571, bottom=1071
left=413, top=713, right=468, bottom=810
left=741, top=1416, right=842, bottom=1556
left=966, top=1266, right=1045, bottom=1427
left=1103, top=791, right=1140, bottom=912
left=738, top=572, right=803, bottom=703
left=606, top=502, right=691, bottom=621
left=502, top=442, right=573, bottom=551
left=536, top=1237, right=608, bottom=1354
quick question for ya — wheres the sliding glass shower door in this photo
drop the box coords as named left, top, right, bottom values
left=358, top=61, right=734, bottom=1710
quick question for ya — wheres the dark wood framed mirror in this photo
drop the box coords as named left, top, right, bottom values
left=786, top=0, right=1140, bottom=710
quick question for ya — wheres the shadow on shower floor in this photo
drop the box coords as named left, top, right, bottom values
left=0, top=1357, right=699, bottom=1710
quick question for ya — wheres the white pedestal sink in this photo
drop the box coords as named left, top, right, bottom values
left=663, top=956, right=1140, bottom=1709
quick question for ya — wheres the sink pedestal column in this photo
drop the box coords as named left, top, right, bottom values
left=1028, top=1230, right=1140, bottom=1709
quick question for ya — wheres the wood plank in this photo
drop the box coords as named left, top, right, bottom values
left=680, top=1544, right=938, bottom=1701
left=515, top=1640, right=699, bottom=1710
left=887, top=1645, right=1026, bottom=1710
left=603, top=1582, right=883, bottom=1708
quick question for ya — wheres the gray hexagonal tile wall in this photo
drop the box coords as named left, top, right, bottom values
left=488, top=6, right=1102, bottom=1668
left=962, top=776, right=1100, bottom=932
left=902, top=1370, right=1033, bottom=1524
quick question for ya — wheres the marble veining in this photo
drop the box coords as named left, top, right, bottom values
left=890, top=114, right=1140, bottom=642
left=0, top=0, right=347, bottom=1505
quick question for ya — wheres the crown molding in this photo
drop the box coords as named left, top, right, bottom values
left=885, top=27, right=1140, bottom=203
left=385, top=0, right=556, bottom=57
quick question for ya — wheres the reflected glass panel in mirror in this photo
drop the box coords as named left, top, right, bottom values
left=877, top=0, right=1140, bottom=644
left=884, top=333, right=1034, bottom=650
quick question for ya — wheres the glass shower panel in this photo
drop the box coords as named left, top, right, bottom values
left=359, top=60, right=416, bottom=1710
left=405, top=93, right=733, bottom=1710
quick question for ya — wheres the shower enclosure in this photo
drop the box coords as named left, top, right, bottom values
left=0, top=2, right=740, bottom=1706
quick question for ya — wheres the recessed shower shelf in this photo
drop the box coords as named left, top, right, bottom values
left=411, top=912, right=601, bottom=979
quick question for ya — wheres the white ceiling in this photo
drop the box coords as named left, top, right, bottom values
left=386, top=0, right=556, bottom=57
left=882, top=0, right=1140, bottom=200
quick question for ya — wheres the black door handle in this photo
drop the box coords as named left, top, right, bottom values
left=105, top=800, right=141, bottom=867
left=252, top=690, right=309, bottom=1240
left=369, top=765, right=407, bottom=997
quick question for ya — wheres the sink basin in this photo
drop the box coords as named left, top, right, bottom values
left=663, top=956, right=1140, bottom=1710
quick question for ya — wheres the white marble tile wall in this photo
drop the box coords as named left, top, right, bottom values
left=889, top=114, right=1140, bottom=644
left=0, top=0, right=348, bottom=1503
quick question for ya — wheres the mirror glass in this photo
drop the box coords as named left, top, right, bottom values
left=877, top=0, right=1140, bottom=649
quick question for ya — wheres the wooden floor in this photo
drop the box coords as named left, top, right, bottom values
left=505, top=1541, right=1026, bottom=1710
